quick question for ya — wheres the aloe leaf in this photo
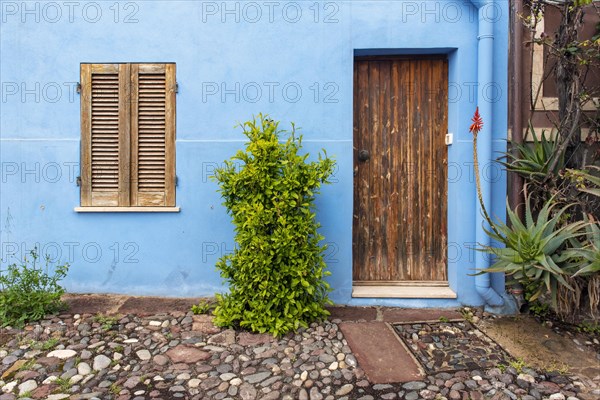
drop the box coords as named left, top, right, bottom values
left=573, top=263, right=600, bottom=276
left=525, top=194, right=534, bottom=229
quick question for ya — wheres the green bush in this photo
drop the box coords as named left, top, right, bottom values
left=0, top=249, right=69, bottom=327
left=212, top=115, right=335, bottom=336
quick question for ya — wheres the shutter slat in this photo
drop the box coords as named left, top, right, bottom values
left=91, top=135, right=119, bottom=138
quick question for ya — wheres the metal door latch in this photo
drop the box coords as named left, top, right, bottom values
left=358, top=150, right=370, bottom=161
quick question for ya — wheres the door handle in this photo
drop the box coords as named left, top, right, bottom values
left=358, top=150, right=370, bottom=162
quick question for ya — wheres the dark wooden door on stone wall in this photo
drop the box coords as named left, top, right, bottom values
left=353, top=56, right=448, bottom=283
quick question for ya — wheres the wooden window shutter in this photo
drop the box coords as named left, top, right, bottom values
left=80, top=64, right=131, bottom=206
left=130, top=64, right=176, bottom=207
left=80, top=63, right=175, bottom=208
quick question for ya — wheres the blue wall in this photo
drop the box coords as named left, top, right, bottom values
left=0, top=0, right=508, bottom=307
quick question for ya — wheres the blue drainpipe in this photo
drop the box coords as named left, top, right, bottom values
left=469, top=0, right=518, bottom=314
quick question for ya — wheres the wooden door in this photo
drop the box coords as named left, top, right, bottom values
left=353, top=56, right=448, bottom=283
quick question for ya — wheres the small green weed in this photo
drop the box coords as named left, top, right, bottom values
left=529, top=301, right=550, bottom=319
left=53, top=377, right=72, bottom=392
left=93, top=314, right=118, bottom=331
left=191, top=300, right=214, bottom=315
left=18, top=359, right=35, bottom=371
left=460, top=308, right=474, bottom=322
left=576, top=321, right=600, bottom=335
left=0, top=249, right=69, bottom=327
left=543, top=360, right=569, bottom=374
left=110, top=383, right=122, bottom=395
left=32, top=337, right=59, bottom=351
left=508, top=357, right=528, bottom=373
left=438, top=316, right=450, bottom=323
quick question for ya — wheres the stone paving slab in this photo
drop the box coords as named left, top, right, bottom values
left=327, top=306, right=378, bottom=322
left=339, top=322, right=424, bottom=384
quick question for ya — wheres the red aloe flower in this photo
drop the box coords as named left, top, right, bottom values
left=469, top=107, right=483, bottom=135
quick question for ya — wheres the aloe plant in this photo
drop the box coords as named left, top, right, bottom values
left=500, top=127, right=565, bottom=181
left=565, top=217, right=600, bottom=277
left=477, top=195, right=586, bottom=304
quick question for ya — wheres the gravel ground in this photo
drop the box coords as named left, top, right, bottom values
left=0, top=311, right=594, bottom=400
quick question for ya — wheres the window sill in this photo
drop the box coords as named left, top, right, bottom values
left=74, top=207, right=180, bottom=213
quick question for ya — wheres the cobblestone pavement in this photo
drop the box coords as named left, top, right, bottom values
left=0, top=310, right=596, bottom=400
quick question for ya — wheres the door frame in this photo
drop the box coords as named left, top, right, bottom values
left=351, top=53, right=456, bottom=299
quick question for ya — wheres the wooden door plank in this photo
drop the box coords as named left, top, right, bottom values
left=435, top=60, right=449, bottom=280
left=420, top=59, right=429, bottom=280
left=383, top=60, right=396, bottom=281
left=353, top=61, right=371, bottom=281
left=406, top=59, right=415, bottom=280
left=368, top=61, right=381, bottom=281
left=396, top=59, right=409, bottom=281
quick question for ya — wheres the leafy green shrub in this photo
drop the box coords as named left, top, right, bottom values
left=212, top=115, right=335, bottom=336
left=0, top=249, right=69, bottom=327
